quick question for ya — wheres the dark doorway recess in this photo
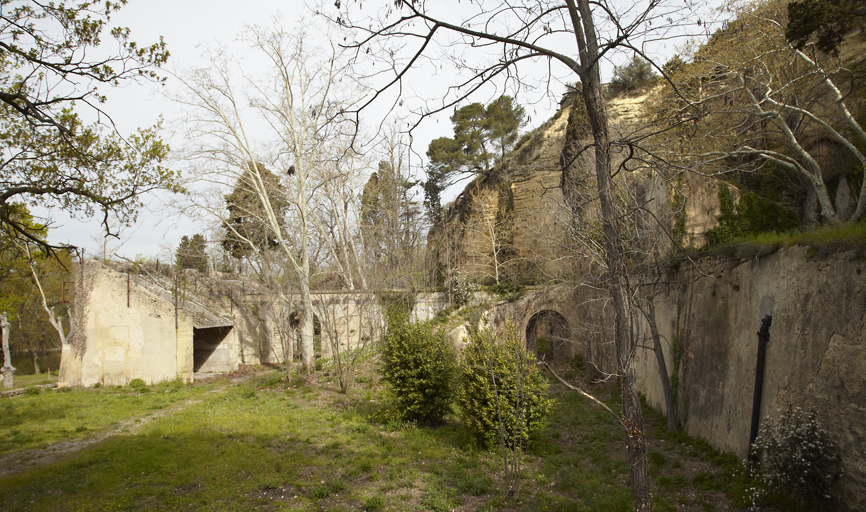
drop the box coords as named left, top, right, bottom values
left=193, top=326, right=233, bottom=373
left=288, top=312, right=321, bottom=359
left=525, top=310, right=570, bottom=361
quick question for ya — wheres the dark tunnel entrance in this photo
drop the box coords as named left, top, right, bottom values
left=525, top=310, right=570, bottom=361
left=193, top=326, right=233, bottom=373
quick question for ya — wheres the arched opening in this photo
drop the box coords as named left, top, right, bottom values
left=525, top=310, right=570, bottom=361
left=288, top=311, right=322, bottom=359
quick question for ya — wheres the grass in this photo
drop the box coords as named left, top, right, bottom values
left=0, top=378, right=209, bottom=455
left=701, top=218, right=866, bottom=257
left=6, top=373, right=58, bottom=389
left=0, top=359, right=753, bottom=511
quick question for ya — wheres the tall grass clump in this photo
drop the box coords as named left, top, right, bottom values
left=381, top=320, right=458, bottom=423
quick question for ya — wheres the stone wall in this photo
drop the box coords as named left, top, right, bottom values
left=481, top=246, right=865, bottom=509
left=632, top=246, right=866, bottom=510
left=60, top=261, right=201, bottom=386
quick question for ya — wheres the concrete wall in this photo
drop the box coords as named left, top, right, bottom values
left=315, top=293, right=383, bottom=359
left=411, top=292, right=450, bottom=323
left=482, top=247, right=865, bottom=508
left=631, top=246, right=866, bottom=510
left=60, top=261, right=196, bottom=387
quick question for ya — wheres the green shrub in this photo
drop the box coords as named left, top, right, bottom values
left=608, top=56, right=657, bottom=96
left=705, top=187, right=800, bottom=246
left=363, top=495, right=385, bottom=511
left=457, top=324, right=553, bottom=449
left=128, top=379, right=149, bottom=394
left=750, top=405, right=842, bottom=506
left=381, top=321, right=459, bottom=423
left=444, top=269, right=477, bottom=306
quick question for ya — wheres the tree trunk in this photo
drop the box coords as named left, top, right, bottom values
left=299, top=286, right=315, bottom=372
left=638, top=300, right=677, bottom=432
left=1, top=312, right=14, bottom=389
left=30, top=348, right=40, bottom=375
left=567, top=0, right=651, bottom=508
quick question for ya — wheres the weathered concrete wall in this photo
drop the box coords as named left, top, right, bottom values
left=315, top=293, right=384, bottom=359
left=487, top=284, right=614, bottom=368
left=481, top=246, right=865, bottom=509
left=411, top=292, right=450, bottom=323
left=60, top=261, right=197, bottom=386
left=631, top=246, right=866, bottom=510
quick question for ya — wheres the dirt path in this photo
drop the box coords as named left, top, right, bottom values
left=0, top=375, right=253, bottom=478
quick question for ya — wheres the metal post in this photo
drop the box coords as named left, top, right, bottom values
left=127, top=272, right=130, bottom=308
left=749, top=314, right=772, bottom=461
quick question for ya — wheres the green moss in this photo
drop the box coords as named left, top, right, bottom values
left=705, top=187, right=800, bottom=247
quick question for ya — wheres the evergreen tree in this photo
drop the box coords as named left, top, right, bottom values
left=608, top=56, right=657, bottom=96
left=222, top=162, right=289, bottom=260
left=425, top=95, right=524, bottom=219
left=176, top=234, right=208, bottom=272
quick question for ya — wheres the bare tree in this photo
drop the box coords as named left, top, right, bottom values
left=463, top=186, right=515, bottom=285
left=1, top=311, right=12, bottom=388
left=656, top=0, right=866, bottom=225
left=176, top=22, right=357, bottom=372
left=326, top=0, right=714, bottom=507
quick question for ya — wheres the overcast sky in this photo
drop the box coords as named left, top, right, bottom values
left=43, top=0, right=717, bottom=260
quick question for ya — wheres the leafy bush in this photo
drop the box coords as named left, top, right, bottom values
left=363, top=495, right=385, bottom=512
left=381, top=321, right=459, bottom=423
left=489, top=281, right=524, bottom=300
left=128, top=379, right=150, bottom=394
left=444, top=269, right=477, bottom=306
left=457, top=324, right=553, bottom=449
left=750, top=405, right=842, bottom=506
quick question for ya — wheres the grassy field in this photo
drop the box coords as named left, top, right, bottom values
left=0, top=358, right=752, bottom=511
left=6, top=373, right=59, bottom=389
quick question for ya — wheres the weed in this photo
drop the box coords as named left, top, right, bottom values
left=129, top=379, right=149, bottom=394
left=363, top=495, right=384, bottom=511
left=420, top=487, right=461, bottom=512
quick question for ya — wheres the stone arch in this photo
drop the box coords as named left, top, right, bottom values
left=288, top=311, right=322, bottom=359
left=525, top=309, right=570, bottom=361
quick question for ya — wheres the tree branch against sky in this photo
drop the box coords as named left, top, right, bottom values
left=653, top=0, right=866, bottom=226
left=175, top=20, right=366, bottom=372
left=0, top=1, right=179, bottom=250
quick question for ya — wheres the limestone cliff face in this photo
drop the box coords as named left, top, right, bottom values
left=439, top=90, right=727, bottom=284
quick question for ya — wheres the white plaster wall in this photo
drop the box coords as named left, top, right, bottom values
left=62, top=263, right=194, bottom=387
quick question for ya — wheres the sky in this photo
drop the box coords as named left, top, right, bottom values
left=41, top=0, right=719, bottom=260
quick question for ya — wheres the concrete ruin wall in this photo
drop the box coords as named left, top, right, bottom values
left=484, top=247, right=864, bottom=509
left=60, top=262, right=395, bottom=385
left=59, top=261, right=202, bottom=386
left=632, top=246, right=866, bottom=510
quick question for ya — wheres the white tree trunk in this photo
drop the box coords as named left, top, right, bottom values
left=1, top=312, right=14, bottom=389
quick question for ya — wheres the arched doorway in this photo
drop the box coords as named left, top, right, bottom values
left=288, top=311, right=321, bottom=359
left=525, top=310, right=570, bottom=361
